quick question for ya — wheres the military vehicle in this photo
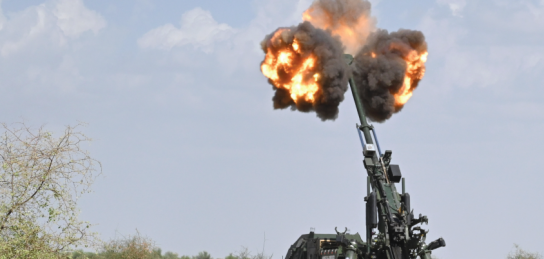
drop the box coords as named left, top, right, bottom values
left=284, top=55, right=445, bottom=259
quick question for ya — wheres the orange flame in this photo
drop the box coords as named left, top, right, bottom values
left=394, top=51, right=428, bottom=108
left=261, top=31, right=321, bottom=103
left=303, top=7, right=373, bottom=55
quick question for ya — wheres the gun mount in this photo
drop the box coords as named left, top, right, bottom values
left=284, top=55, right=445, bottom=259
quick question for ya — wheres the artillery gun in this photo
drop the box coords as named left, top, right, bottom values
left=284, top=55, right=445, bottom=259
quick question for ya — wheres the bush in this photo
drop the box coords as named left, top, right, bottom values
left=98, top=233, right=156, bottom=259
left=194, top=251, right=212, bottom=259
left=507, top=244, right=542, bottom=259
left=226, top=247, right=272, bottom=259
left=71, top=233, right=196, bottom=259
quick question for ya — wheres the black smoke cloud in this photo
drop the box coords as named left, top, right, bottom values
left=260, top=21, right=350, bottom=121
left=352, top=29, right=427, bottom=122
left=261, top=0, right=429, bottom=122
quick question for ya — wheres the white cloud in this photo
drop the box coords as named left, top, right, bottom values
left=0, top=5, right=60, bottom=56
left=53, top=0, right=106, bottom=38
left=420, top=1, right=544, bottom=90
left=0, top=0, right=106, bottom=57
left=485, top=1, right=544, bottom=34
left=0, top=4, right=6, bottom=31
left=137, top=7, right=234, bottom=53
left=437, top=0, right=466, bottom=16
left=435, top=46, right=543, bottom=89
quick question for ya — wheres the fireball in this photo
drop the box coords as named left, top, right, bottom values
left=261, top=30, right=321, bottom=103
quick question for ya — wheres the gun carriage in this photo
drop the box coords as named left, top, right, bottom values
left=284, top=55, right=445, bottom=259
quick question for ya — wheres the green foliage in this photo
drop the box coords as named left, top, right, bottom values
left=163, top=252, right=184, bottom=259
left=0, top=123, right=101, bottom=258
left=97, top=233, right=156, bottom=259
left=70, top=233, right=196, bottom=259
left=194, top=251, right=212, bottom=259
left=507, top=244, right=543, bottom=259
left=226, top=247, right=272, bottom=259
left=0, top=220, right=65, bottom=259
left=69, top=237, right=275, bottom=259
left=71, top=250, right=93, bottom=258
left=225, top=253, right=237, bottom=259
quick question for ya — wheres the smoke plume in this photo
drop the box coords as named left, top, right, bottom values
left=352, top=29, right=428, bottom=122
left=303, top=0, right=375, bottom=55
left=260, top=22, right=350, bottom=120
left=260, top=0, right=429, bottom=122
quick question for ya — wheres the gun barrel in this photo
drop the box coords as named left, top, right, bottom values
left=348, top=76, right=374, bottom=145
left=344, top=54, right=374, bottom=146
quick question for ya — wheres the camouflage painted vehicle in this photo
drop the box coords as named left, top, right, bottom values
left=284, top=55, right=446, bottom=259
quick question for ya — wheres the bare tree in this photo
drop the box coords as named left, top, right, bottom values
left=252, top=251, right=273, bottom=259
left=507, top=244, right=543, bottom=259
left=236, top=247, right=252, bottom=259
left=253, top=233, right=273, bottom=259
left=0, top=122, right=101, bottom=258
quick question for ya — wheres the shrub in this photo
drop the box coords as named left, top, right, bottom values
left=507, top=244, right=542, bottom=259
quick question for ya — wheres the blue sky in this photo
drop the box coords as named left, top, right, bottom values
left=1, top=0, right=543, bottom=258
